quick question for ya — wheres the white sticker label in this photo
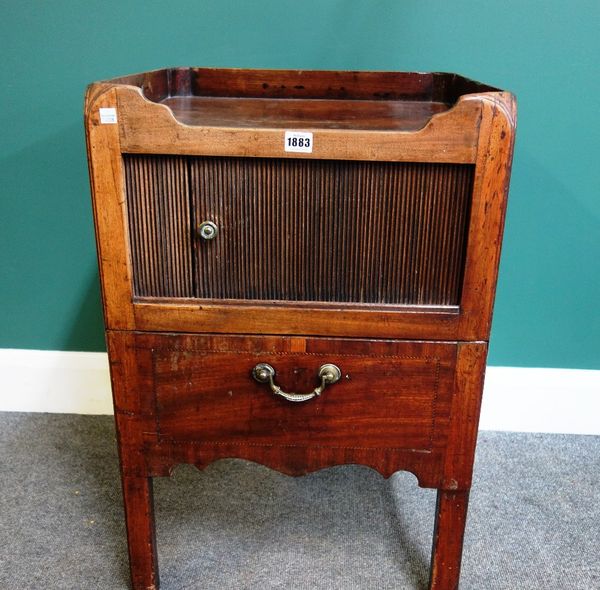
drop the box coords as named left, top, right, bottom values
left=284, top=131, right=313, bottom=153
left=99, top=107, right=117, bottom=124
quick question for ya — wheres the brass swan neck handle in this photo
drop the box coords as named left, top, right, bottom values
left=252, top=363, right=342, bottom=403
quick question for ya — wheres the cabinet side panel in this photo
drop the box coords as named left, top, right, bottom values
left=442, top=342, right=487, bottom=489
left=85, top=87, right=134, bottom=329
left=458, top=93, right=516, bottom=340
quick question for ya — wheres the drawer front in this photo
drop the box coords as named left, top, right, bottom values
left=145, top=335, right=456, bottom=453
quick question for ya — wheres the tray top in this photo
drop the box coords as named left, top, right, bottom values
left=159, top=96, right=449, bottom=131
left=90, top=67, right=502, bottom=132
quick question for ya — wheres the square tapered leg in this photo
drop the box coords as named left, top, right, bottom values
left=429, top=490, right=470, bottom=590
left=122, top=476, right=159, bottom=590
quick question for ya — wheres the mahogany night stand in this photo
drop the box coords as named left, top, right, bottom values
left=85, top=67, right=516, bottom=590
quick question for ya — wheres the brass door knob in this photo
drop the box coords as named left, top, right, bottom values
left=198, top=220, right=218, bottom=240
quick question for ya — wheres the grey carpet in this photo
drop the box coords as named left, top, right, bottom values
left=0, top=413, right=598, bottom=590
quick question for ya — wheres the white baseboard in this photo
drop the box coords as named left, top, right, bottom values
left=0, top=349, right=598, bottom=435
left=0, top=349, right=113, bottom=415
left=479, top=366, right=599, bottom=435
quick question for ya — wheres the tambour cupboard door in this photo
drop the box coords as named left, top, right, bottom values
left=124, top=155, right=474, bottom=306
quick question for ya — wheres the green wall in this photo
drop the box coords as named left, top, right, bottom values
left=1, top=1, right=598, bottom=369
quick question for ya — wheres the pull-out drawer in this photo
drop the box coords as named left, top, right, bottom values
left=153, top=338, right=454, bottom=451
left=110, top=333, right=465, bottom=483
